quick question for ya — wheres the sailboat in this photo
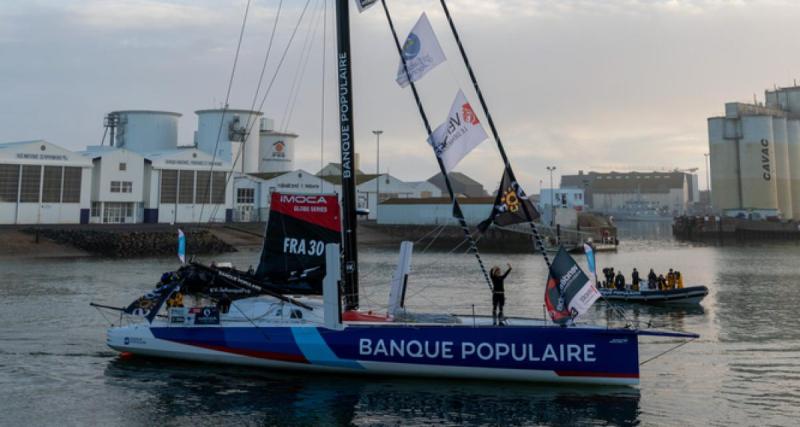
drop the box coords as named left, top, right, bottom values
left=101, top=0, right=697, bottom=385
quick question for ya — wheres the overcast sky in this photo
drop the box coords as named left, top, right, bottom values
left=2, top=0, right=800, bottom=192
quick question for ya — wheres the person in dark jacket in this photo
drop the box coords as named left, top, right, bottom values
left=631, top=268, right=640, bottom=291
left=614, top=271, right=625, bottom=290
left=490, top=263, right=512, bottom=325
left=648, top=269, right=657, bottom=290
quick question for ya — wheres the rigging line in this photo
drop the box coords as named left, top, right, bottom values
left=438, top=0, right=550, bottom=267
left=639, top=337, right=696, bottom=366
left=319, top=0, right=327, bottom=188
left=246, top=0, right=285, bottom=122
left=420, top=223, right=447, bottom=254
left=380, top=0, right=493, bottom=292
left=280, top=0, right=324, bottom=132
left=198, top=0, right=253, bottom=224
left=205, top=0, right=313, bottom=222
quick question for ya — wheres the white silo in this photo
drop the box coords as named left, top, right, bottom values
left=258, top=120, right=297, bottom=173
left=787, top=119, right=800, bottom=217
left=772, top=117, right=793, bottom=219
left=784, top=87, right=800, bottom=114
left=195, top=109, right=262, bottom=170
left=708, top=117, right=741, bottom=211
left=110, top=110, right=181, bottom=154
left=739, top=115, right=778, bottom=210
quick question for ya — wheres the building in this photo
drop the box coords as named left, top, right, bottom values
left=561, top=170, right=698, bottom=216
left=708, top=84, right=800, bottom=220
left=538, top=188, right=585, bottom=226
left=0, top=140, right=92, bottom=224
left=80, top=146, right=147, bottom=224
left=377, top=197, right=494, bottom=225
left=233, top=169, right=338, bottom=222
left=427, top=172, right=488, bottom=197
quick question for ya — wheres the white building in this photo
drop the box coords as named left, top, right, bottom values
left=352, top=174, right=442, bottom=220
left=0, top=140, right=92, bottom=224
left=377, top=197, right=493, bottom=225
left=233, top=169, right=338, bottom=222
left=145, top=148, right=233, bottom=223
left=81, top=146, right=147, bottom=224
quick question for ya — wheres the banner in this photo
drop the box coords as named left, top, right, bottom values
left=478, top=168, right=539, bottom=232
left=544, top=247, right=600, bottom=324
left=427, top=90, right=488, bottom=171
left=355, top=0, right=378, bottom=12
left=396, top=13, right=446, bottom=87
left=178, top=229, right=186, bottom=264
left=124, top=281, right=180, bottom=323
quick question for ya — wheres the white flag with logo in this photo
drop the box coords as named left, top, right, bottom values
left=396, top=12, right=446, bottom=87
left=355, top=0, right=377, bottom=13
left=427, top=90, right=489, bottom=171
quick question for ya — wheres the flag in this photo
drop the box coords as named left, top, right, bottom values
left=427, top=90, right=488, bottom=171
left=478, top=168, right=539, bottom=232
left=583, top=242, right=597, bottom=286
left=178, top=229, right=186, bottom=264
left=124, top=281, right=181, bottom=323
left=544, top=247, right=600, bottom=324
left=355, top=0, right=377, bottom=12
left=396, top=12, right=446, bottom=87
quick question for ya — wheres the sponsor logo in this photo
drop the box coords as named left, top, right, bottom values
left=280, top=194, right=328, bottom=205
left=500, top=188, right=521, bottom=213
left=359, top=339, right=596, bottom=363
left=217, top=271, right=263, bottom=292
left=609, top=338, right=629, bottom=344
left=123, top=337, right=146, bottom=345
left=402, top=33, right=421, bottom=60
left=761, top=138, right=771, bottom=180
left=272, top=141, right=286, bottom=158
left=461, top=103, right=479, bottom=125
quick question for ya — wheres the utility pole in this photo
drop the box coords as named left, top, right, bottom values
left=547, top=166, right=556, bottom=226
left=372, top=130, right=383, bottom=219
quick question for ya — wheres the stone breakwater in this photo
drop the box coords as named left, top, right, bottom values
left=22, top=228, right=236, bottom=257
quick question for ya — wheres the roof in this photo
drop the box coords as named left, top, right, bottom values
left=427, top=171, right=488, bottom=197
left=317, top=162, right=366, bottom=176
left=260, top=130, right=298, bottom=138
left=0, top=139, right=46, bottom=149
left=247, top=171, right=290, bottom=181
left=382, top=196, right=494, bottom=205
left=195, top=108, right=263, bottom=115
left=319, top=173, right=379, bottom=185
left=561, top=171, right=686, bottom=194
left=111, top=110, right=182, bottom=117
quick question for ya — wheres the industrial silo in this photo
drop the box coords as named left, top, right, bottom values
left=195, top=109, right=262, bottom=170
left=258, top=118, right=297, bottom=173
left=784, top=87, right=800, bottom=114
left=739, top=115, right=778, bottom=210
left=772, top=117, right=793, bottom=219
left=109, top=110, right=181, bottom=154
left=708, top=117, right=741, bottom=211
left=787, top=119, right=800, bottom=218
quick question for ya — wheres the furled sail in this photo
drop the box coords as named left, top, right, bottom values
left=254, top=192, right=341, bottom=283
left=544, top=247, right=600, bottom=324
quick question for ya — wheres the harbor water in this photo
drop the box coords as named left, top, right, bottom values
left=1, top=222, right=799, bottom=426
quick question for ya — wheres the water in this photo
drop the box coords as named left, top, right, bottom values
left=2, top=222, right=799, bottom=426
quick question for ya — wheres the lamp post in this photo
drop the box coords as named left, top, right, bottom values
left=547, top=166, right=556, bottom=226
left=372, top=130, right=383, bottom=218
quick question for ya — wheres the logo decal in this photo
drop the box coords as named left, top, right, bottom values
left=403, top=33, right=421, bottom=60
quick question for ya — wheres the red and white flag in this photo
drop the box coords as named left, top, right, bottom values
left=427, top=90, right=488, bottom=171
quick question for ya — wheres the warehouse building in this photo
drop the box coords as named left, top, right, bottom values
left=0, top=140, right=92, bottom=224
left=561, top=170, right=698, bottom=216
left=233, top=169, right=337, bottom=222
left=708, top=84, right=800, bottom=220
left=81, top=146, right=147, bottom=224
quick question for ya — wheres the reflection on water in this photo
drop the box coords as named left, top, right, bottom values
left=1, top=222, right=800, bottom=425
left=104, top=357, right=640, bottom=426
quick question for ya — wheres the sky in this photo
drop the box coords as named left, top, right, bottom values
left=2, top=0, right=800, bottom=193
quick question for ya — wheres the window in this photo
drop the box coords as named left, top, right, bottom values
left=121, top=181, right=132, bottom=193
left=42, top=166, right=62, bottom=203
left=237, top=188, right=255, bottom=204
left=62, top=167, right=81, bottom=203
left=160, top=170, right=178, bottom=204
left=0, top=164, right=19, bottom=202
left=91, top=202, right=100, bottom=217
left=119, top=162, right=127, bottom=171
left=196, top=171, right=211, bottom=204
left=110, top=181, right=121, bottom=193
left=178, top=170, right=195, bottom=204
left=19, top=165, right=41, bottom=203
left=211, top=172, right=226, bottom=204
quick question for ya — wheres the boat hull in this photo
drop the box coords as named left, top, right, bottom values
left=600, top=286, right=708, bottom=305
left=107, top=323, right=640, bottom=385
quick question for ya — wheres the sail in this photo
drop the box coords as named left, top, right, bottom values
left=254, top=192, right=341, bottom=281
left=544, top=247, right=600, bottom=324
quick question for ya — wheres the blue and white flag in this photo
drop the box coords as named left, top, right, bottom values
left=396, top=13, right=446, bottom=87
left=584, top=243, right=597, bottom=283
left=178, top=229, right=186, bottom=264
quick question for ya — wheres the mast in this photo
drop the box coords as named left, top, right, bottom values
left=439, top=0, right=551, bottom=266
left=335, top=0, right=359, bottom=310
left=380, top=0, right=492, bottom=290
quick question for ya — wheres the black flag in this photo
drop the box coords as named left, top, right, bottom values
left=478, top=168, right=539, bottom=232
